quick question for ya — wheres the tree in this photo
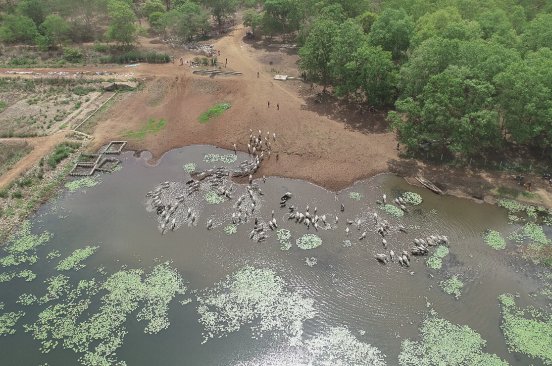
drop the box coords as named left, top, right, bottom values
left=106, top=0, right=137, bottom=46
left=143, top=0, right=165, bottom=17
left=0, top=14, right=38, bottom=44
left=495, top=48, right=552, bottom=151
left=298, top=17, right=338, bottom=91
left=200, top=0, right=238, bottom=28
left=368, top=8, right=414, bottom=61
left=522, top=13, right=552, bottom=52
left=16, top=0, right=48, bottom=25
left=243, top=9, right=263, bottom=36
left=356, top=11, right=377, bottom=33
left=391, top=66, right=501, bottom=158
left=261, top=0, right=302, bottom=36
left=344, top=44, right=396, bottom=106
left=411, top=7, right=482, bottom=47
left=41, top=14, right=70, bottom=48
left=160, top=1, right=208, bottom=41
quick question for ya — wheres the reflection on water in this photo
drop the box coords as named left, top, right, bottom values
left=0, top=145, right=550, bottom=365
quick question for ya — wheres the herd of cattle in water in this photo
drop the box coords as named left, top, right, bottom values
left=145, top=131, right=449, bottom=268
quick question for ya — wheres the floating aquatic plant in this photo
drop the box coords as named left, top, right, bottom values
left=306, top=326, right=386, bottom=366
left=349, top=192, right=363, bottom=201
left=203, top=153, right=237, bottom=164
left=0, top=269, right=37, bottom=283
left=426, top=245, right=449, bottom=270
left=498, top=199, right=527, bottom=214
left=296, top=234, right=322, bottom=250
left=305, top=257, right=317, bottom=267
left=402, top=192, right=423, bottom=205
left=196, top=266, right=316, bottom=345
left=380, top=204, right=404, bottom=217
left=509, top=222, right=550, bottom=246
left=343, top=240, right=353, bottom=247
left=26, top=262, right=187, bottom=365
left=0, top=221, right=52, bottom=267
left=277, top=229, right=292, bottom=250
left=484, top=230, right=506, bottom=250
left=499, top=293, right=552, bottom=365
left=0, top=311, right=25, bottom=336
left=224, top=224, right=237, bottom=235
left=204, top=190, right=226, bottom=204
left=65, top=177, right=99, bottom=192
left=440, top=275, right=463, bottom=299
left=56, top=246, right=99, bottom=271
left=46, top=250, right=61, bottom=260
left=399, top=310, right=508, bottom=366
left=183, top=162, right=196, bottom=173
left=17, top=293, right=38, bottom=306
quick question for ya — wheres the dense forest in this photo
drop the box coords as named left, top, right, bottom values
left=1, top=0, right=552, bottom=162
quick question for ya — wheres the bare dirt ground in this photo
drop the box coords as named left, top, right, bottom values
left=0, top=24, right=550, bottom=207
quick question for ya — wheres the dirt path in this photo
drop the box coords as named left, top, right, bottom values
left=0, top=132, right=68, bottom=190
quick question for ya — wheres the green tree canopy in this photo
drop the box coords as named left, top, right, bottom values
left=40, top=14, right=71, bottom=48
left=106, top=0, right=137, bottom=46
left=298, top=17, right=338, bottom=91
left=412, top=7, right=482, bottom=46
left=522, top=13, right=552, bottom=52
left=200, top=0, right=238, bottom=27
left=16, top=0, right=48, bottom=25
left=160, top=1, right=209, bottom=41
left=261, top=0, right=302, bottom=36
left=0, top=14, right=38, bottom=44
left=143, top=0, right=166, bottom=17
left=368, top=8, right=414, bottom=61
left=243, top=9, right=263, bottom=36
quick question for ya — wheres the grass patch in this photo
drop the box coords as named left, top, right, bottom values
left=499, top=293, right=552, bottom=365
left=399, top=310, right=508, bottom=365
left=47, top=142, right=80, bottom=169
left=484, top=230, right=506, bottom=250
left=123, top=118, right=167, bottom=139
left=380, top=204, right=404, bottom=217
left=0, top=100, right=7, bottom=112
left=198, top=103, right=231, bottom=123
left=440, top=275, right=464, bottom=299
left=100, top=50, right=170, bottom=64
left=0, top=142, right=33, bottom=176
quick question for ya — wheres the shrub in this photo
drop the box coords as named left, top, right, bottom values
left=12, top=190, right=23, bottom=199
left=99, top=50, right=170, bottom=64
left=93, top=43, right=109, bottom=53
left=47, top=142, right=80, bottom=168
left=63, top=47, right=83, bottom=62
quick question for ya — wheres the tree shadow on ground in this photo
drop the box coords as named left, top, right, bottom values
left=242, top=36, right=298, bottom=56
left=299, top=88, right=391, bottom=134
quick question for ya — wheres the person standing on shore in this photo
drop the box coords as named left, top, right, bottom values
left=268, top=101, right=270, bottom=108
left=277, top=103, right=279, bottom=110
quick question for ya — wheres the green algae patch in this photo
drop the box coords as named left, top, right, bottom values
left=305, top=257, right=317, bottom=267
left=484, top=230, right=506, bottom=250
left=499, top=293, right=552, bottom=365
left=204, top=190, right=226, bottom=204
left=426, top=245, right=449, bottom=270
left=223, top=224, right=237, bottom=235
left=183, top=162, right=196, bottom=173
left=198, top=103, right=231, bottom=123
left=0, top=311, right=25, bottom=336
left=306, top=326, right=386, bottom=366
left=0, top=221, right=52, bottom=268
left=402, top=192, right=423, bottom=205
left=17, top=293, right=38, bottom=306
left=380, top=204, right=404, bottom=217
left=349, top=192, right=363, bottom=201
left=65, top=177, right=99, bottom=192
left=56, top=246, right=99, bottom=271
left=440, top=275, right=463, bottom=299
left=296, top=234, right=322, bottom=250
left=277, top=229, right=292, bottom=250
left=26, top=262, right=187, bottom=365
left=0, top=269, right=36, bottom=283
left=46, top=250, right=61, bottom=260
left=399, top=311, right=508, bottom=366
left=196, top=266, right=316, bottom=345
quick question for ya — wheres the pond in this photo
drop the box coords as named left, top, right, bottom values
left=0, top=145, right=550, bottom=366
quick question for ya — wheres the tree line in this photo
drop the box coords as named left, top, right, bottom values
left=244, top=0, right=552, bottom=161
left=0, top=0, right=245, bottom=47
